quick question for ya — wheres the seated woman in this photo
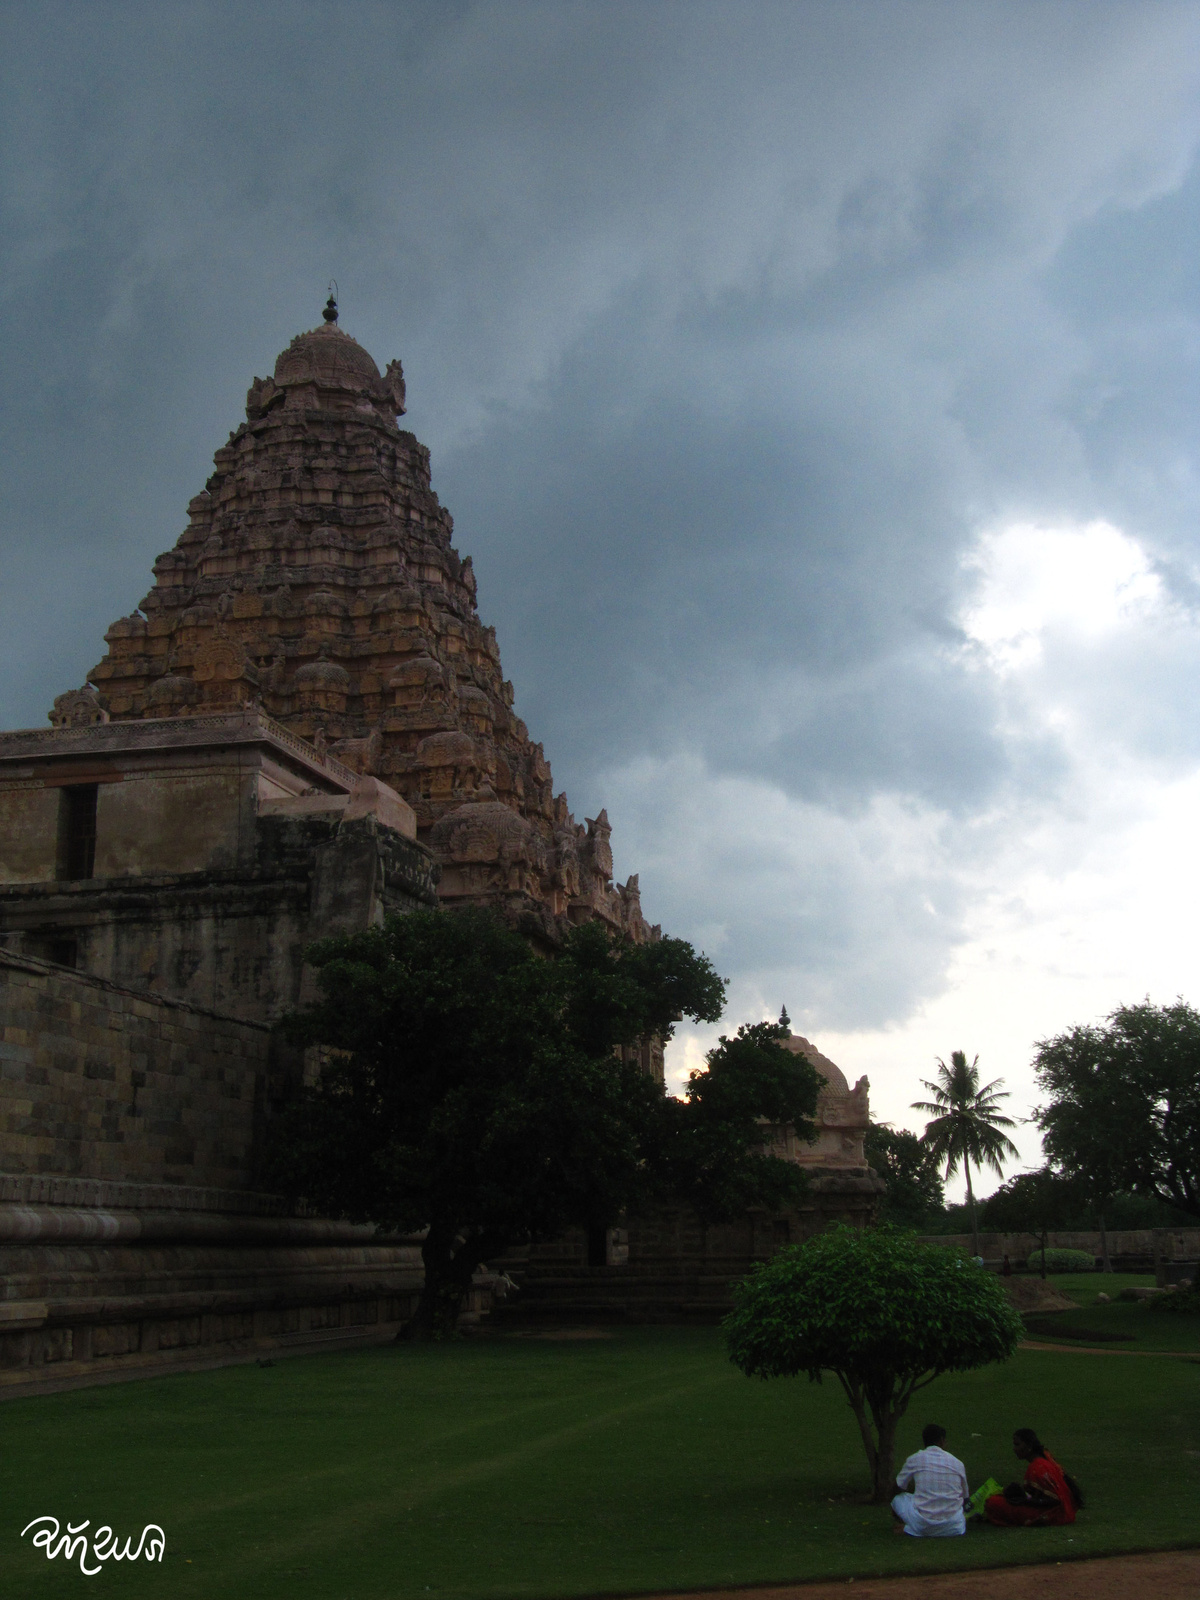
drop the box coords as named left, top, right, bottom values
left=985, top=1429, right=1078, bottom=1527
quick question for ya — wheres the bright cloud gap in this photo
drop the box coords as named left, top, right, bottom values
left=658, top=514, right=1200, bottom=1200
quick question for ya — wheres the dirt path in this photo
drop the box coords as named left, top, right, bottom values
left=649, top=1548, right=1200, bottom=1600
left=1018, top=1340, right=1197, bottom=1357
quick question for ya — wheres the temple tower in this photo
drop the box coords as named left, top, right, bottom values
left=82, top=299, right=653, bottom=946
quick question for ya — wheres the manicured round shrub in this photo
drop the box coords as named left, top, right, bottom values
left=724, top=1227, right=1022, bottom=1503
left=1026, top=1247, right=1095, bottom=1273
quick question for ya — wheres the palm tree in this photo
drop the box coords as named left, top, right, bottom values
left=913, top=1051, right=1020, bottom=1258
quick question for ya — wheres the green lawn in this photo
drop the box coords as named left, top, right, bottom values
left=1, top=1327, right=1198, bottom=1600
left=1044, top=1271, right=1155, bottom=1307
left=1023, top=1273, right=1200, bottom=1352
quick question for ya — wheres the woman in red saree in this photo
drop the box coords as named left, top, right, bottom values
left=985, top=1429, right=1077, bottom=1527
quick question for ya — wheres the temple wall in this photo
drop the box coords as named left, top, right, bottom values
left=499, top=1174, right=885, bottom=1325
left=0, top=718, right=440, bottom=1025
left=1, top=818, right=434, bottom=1023
left=0, top=949, right=270, bottom=1189
left=0, top=788, right=60, bottom=884
left=93, top=768, right=248, bottom=877
left=79, top=886, right=312, bottom=1021
left=0, top=953, right=499, bottom=1392
left=922, top=1229, right=1200, bottom=1278
left=0, top=757, right=261, bottom=888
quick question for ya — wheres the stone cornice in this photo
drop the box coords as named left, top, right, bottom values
left=0, top=708, right=358, bottom=789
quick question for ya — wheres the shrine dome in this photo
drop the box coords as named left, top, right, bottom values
left=274, top=321, right=382, bottom=391
left=148, top=673, right=197, bottom=704
left=415, top=730, right=476, bottom=766
left=431, top=797, right=537, bottom=862
left=292, top=655, right=351, bottom=691
left=390, top=654, right=445, bottom=689
left=782, top=1033, right=850, bottom=1095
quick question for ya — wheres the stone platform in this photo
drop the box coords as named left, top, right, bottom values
left=0, top=951, right=441, bottom=1392
left=0, top=1191, right=434, bottom=1393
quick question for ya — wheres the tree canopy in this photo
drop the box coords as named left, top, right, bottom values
left=978, top=1178, right=1190, bottom=1234
left=723, top=1227, right=1022, bottom=1502
left=1034, top=1000, right=1200, bottom=1221
left=978, top=1167, right=1088, bottom=1275
left=913, top=1050, right=1019, bottom=1255
left=264, top=907, right=821, bottom=1336
left=863, top=1125, right=945, bottom=1230
left=647, top=1018, right=823, bottom=1221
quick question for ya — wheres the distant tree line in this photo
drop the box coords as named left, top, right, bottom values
left=867, top=1162, right=1194, bottom=1240
left=867, top=1000, right=1200, bottom=1249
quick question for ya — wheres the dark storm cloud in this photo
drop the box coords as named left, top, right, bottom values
left=3, top=1, right=1200, bottom=1025
left=436, top=309, right=1011, bottom=809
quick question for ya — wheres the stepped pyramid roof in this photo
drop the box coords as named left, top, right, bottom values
left=81, top=300, right=653, bottom=946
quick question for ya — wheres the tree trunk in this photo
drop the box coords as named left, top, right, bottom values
left=845, top=1386, right=881, bottom=1498
left=871, top=1407, right=902, bottom=1505
left=840, top=1375, right=910, bottom=1504
left=399, top=1224, right=506, bottom=1341
left=398, top=1224, right=465, bottom=1340
left=1039, top=1228, right=1048, bottom=1280
left=1099, top=1211, right=1112, bottom=1274
left=964, top=1157, right=979, bottom=1258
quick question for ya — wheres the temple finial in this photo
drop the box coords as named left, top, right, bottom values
left=323, top=282, right=338, bottom=323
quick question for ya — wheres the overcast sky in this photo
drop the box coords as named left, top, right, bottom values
left=4, top=2, right=1200, bottom=1196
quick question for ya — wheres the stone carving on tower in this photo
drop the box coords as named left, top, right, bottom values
left=81, top=297, right=655, bottom=946
left=48, top=686, right=109, bottom=728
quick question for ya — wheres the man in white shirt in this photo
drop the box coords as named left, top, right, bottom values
left=892, top=1424, right=969, bottom=1538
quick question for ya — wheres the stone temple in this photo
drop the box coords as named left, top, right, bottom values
left=87, top=295, right=652, bottom=944
left=1, top=295, right=658, bottom=1059
left=0, top=302, right=879, bottom=1384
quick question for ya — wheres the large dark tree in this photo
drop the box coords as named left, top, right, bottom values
left=264, top=908, right=819, bottom=1336
left=1034, top=1000, right=1200, bottom=1228
left=724, top=1228, right=1022, bottom=1502
left=645, top=1018, right=823, bottom=1220
left=863, top=1125, right=945, bottom=1230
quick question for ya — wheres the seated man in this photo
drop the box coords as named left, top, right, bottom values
left=892, top=1423, right=969, bottom=1538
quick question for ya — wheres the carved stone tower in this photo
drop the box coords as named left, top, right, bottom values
left=84, top=300, right=654, bottom=945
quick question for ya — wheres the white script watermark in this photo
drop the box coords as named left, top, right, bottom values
left=21, top=1516, right=165, bottom=1575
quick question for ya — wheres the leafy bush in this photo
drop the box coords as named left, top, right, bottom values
left=1150, top=1284, right=1200, bottom=1314
left=1026, top=1247, right=1095, bottom=1273
left=724, top=1227, right=1022, bottom=1503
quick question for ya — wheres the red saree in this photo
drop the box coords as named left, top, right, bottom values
left=984, top=1453, right=1076, bottom=1527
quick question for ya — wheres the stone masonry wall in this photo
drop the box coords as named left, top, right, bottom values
left=0, top=949, right=270, bottom=1190
left=922, top=1229, right=1200, bottom=1277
